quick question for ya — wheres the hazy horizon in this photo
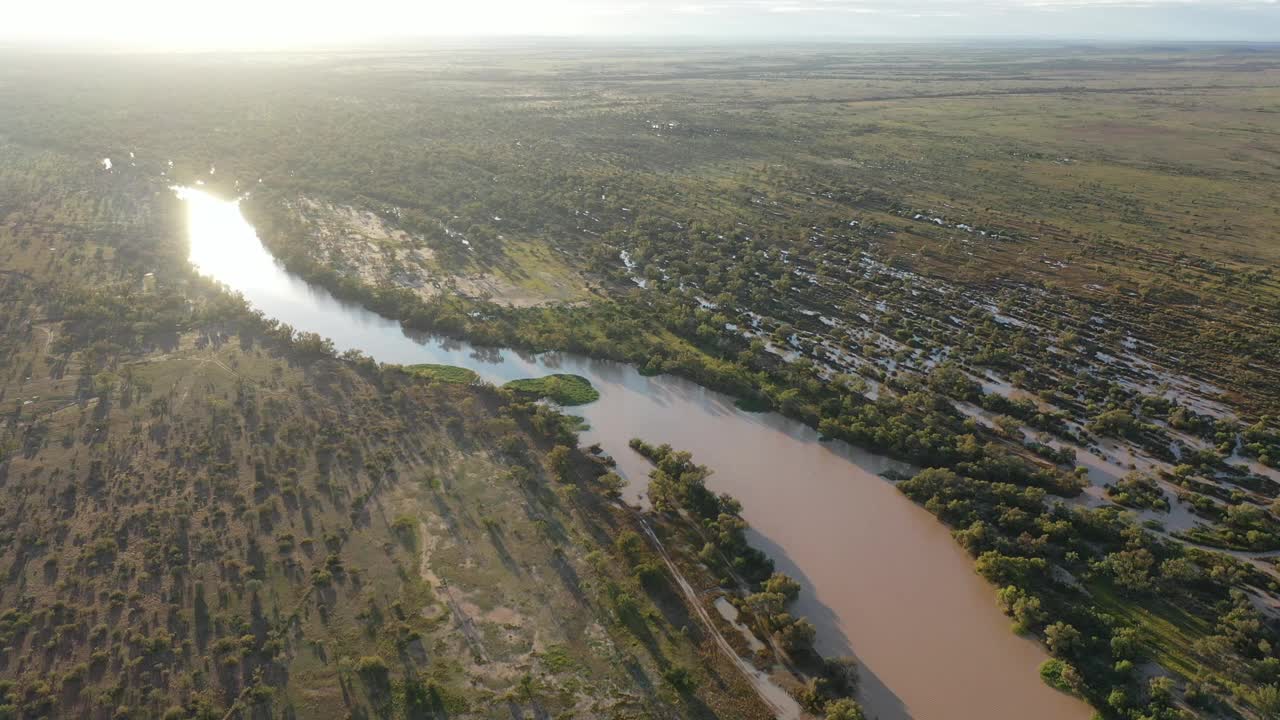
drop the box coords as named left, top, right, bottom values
left=3, top=0, right=1279, bottom=50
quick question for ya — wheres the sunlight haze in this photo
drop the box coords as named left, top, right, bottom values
left=3, top=0, right=1280, bottom=48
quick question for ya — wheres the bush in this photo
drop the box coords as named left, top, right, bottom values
left=1105, top=472, right=1170, bottom=512
left=404, top=363, right=479, bottom=384
left=503, top=374, right=600, bottom=406
left=996, top=585, right=1045, bottom=633
left=598, top=471, right=626, bottom=497
left=662, top=665, right=697, bottom=694
left=1038, top=659, right=1083, bottom=695
left=776, top=617, right=816, bottom=653
left=391, top=515, right=417, bottom=543
left=356, top=655, right=391, bottom=694
left=1089, top=409, right=1138, bottom=439
left=546, top=445, right=573, bottom=482
left=825, top=698, right=867, bottom=720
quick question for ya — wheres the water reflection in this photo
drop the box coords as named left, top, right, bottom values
left=176, top=187, right=1090, bottom=720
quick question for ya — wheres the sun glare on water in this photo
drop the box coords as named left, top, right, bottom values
left=175, top=187, right=284, bottom=295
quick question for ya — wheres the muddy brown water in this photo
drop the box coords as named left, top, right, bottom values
left=178, top=187, right=1090, bottom=720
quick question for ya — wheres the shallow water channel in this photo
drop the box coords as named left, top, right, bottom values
left=177, top=187, right=1090, bottom=720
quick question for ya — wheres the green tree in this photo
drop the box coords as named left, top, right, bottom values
left=1100, top=548, right=1155, bottom=594
left=762, top=572, right=802, bottom=603
left=1110, top=627, right=1144, bottom=661
left=547, top=445, right=572, bottom=482
left=1044, top=622, right=1080, bottom=657
left=825, top=698, right=866, bottom=720
left=1089, top=409, right=1138, bottom=438
left=996, top=586, right=1045, bottom=633
left=776, top=616, right=816, bottom=653
left=599, top=471, right=625, bottom=497
left=1251, top=684, right=1280, bottom=717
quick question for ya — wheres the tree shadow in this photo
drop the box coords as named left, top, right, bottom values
left=747, top=528, right=914, bottom=720
left=485, top=522, right=521, bottom=575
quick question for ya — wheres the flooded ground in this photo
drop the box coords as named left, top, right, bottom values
left=177, top=187, right=1090, bottom=720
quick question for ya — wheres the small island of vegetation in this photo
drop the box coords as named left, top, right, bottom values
left=402, top=362, right=480, bottom=384
left=503, top=373, right=601, bottom=406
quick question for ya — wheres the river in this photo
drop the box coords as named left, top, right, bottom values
left=176, top=187, right=1090, bottom=720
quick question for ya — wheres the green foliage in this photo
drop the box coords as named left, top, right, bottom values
left=763, top=572, right=802, bottom=603
left=1178, top=501, right=1280, bottom=551
left=903, top=460, right=1280, bottom=715
left=661, top=665, right=698, bottom=694
left=391, top=515, right=417, bottom=544
left=539, top=645, right=575, bottom=674
left=546, top=445, right=573, bottom=482
left=776, top=616, right=817, bottom=653
left=996, top=585, right=1045, bottom=634
left=1039, top=659, right=1083, bottom=695
left=598, top=471, right=626, bottom=497
left=1097, top=549, right=1156, bottom=595
left=1089, top=410, right=1138, bottom=439
left=356, top=655, right=391, bottom=692
left=503, top=374, right=600, bottom=406
left=824, top=698, right=867, bottom=720
left=1251, top=685, right=1280, bottom=716
left=1105, top=473, right=1170, bottom=512
left=1043, top=622, right=1081, bottom=658
left=404, top=363, right=480, bottom=384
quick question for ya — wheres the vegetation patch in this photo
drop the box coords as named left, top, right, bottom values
left=1105, top=472, right=1171, bottom=512
left=503, top=374, right=600, bottom=406
left=404, top=363, right=480, bottom=384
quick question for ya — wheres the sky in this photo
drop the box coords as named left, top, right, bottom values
left=2, top=0, right=1278, bottom=48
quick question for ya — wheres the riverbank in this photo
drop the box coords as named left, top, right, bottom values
left=630, top=439, right=864, bottom=718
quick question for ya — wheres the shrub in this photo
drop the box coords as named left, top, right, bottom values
left=825, top=698, right=867, bottom=720
left=1038, top=659, right=1083, bottom=695
left=661, top=665, right=697, bottom=694
left=503, top=374, right=600, bottom=406
left=356, top=655, right=391, bottom=694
